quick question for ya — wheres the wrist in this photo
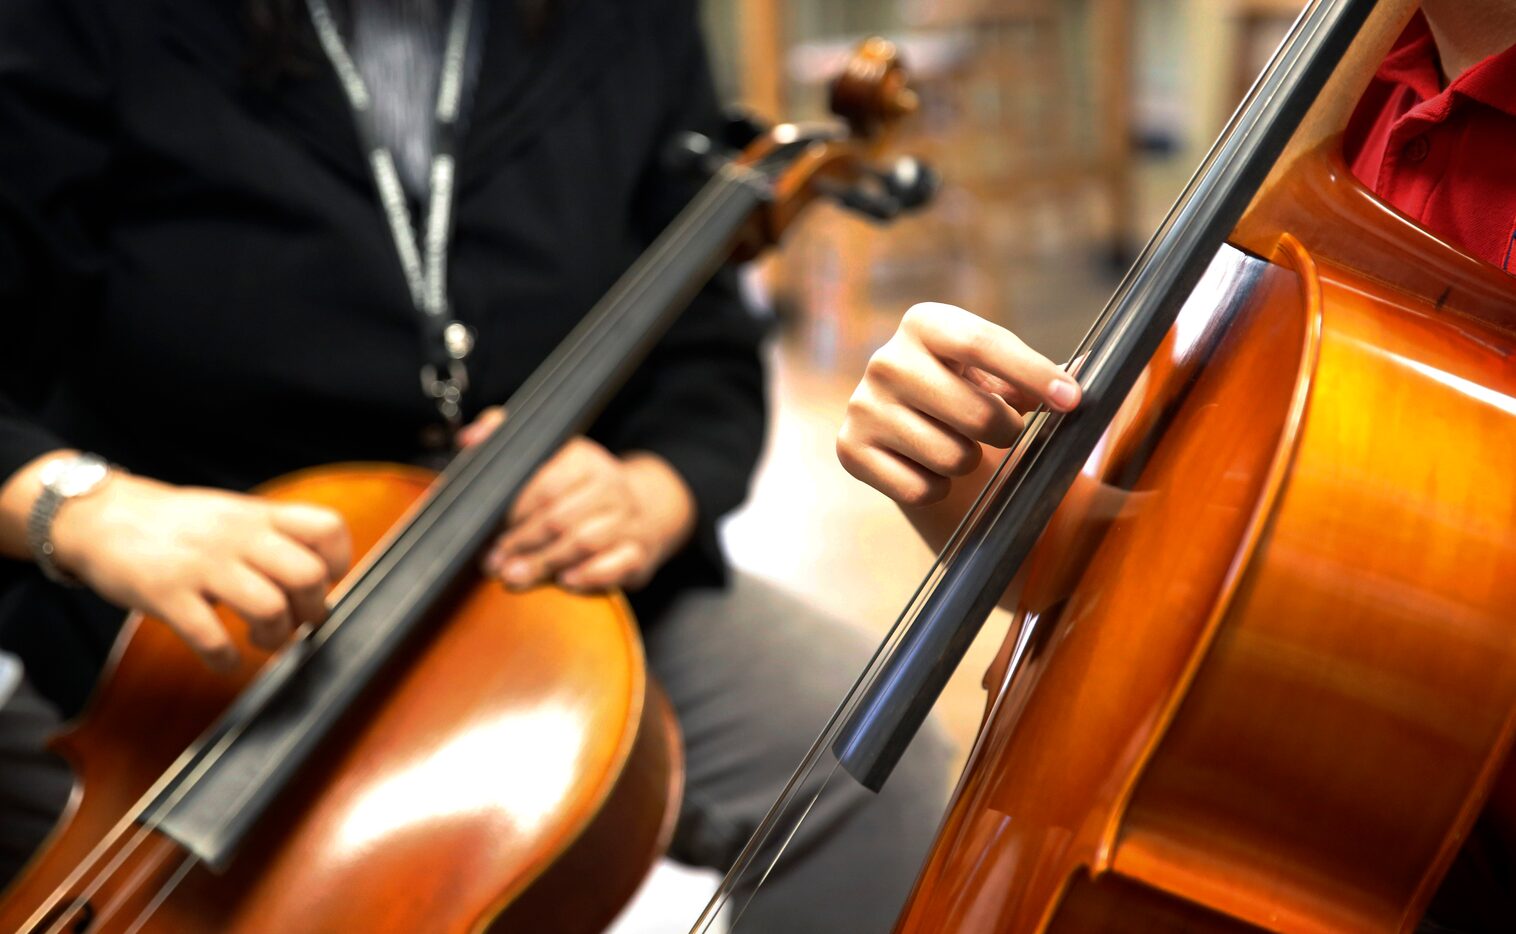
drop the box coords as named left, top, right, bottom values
left=0, top=450, right=79, bottom=561
left=621, top=451, right=698, bottom=560
left=45, top=463, right=132, bottom=583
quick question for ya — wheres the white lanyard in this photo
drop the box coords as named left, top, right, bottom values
left=305, top=0, right=479, bottom=431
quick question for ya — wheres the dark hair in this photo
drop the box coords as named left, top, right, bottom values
left=244, top=0, right=558, bottom=81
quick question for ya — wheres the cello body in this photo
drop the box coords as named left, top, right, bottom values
left=0, top=465, right=681, bottom=933
left=895, top=142, right=1516, bottom=932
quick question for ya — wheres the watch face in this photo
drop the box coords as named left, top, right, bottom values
left=46, top=456, right=109, bottom=498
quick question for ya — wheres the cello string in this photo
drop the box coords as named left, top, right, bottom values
left=20, top=630, right=327, bottom=931
left=691, top=420, right=1041, bottom=932
left=27, top=710, right=258, bottom=934
left=701, top=3, right=1355, bottom=922
left=260, top=168, right=754, bottom=647
left=720, top=760, right=841, bottom=933
left=700, top=417, right=1072, bottom=930
left=121, top=174, right=762, bottom=855
left=65, top=837, right=179, bottom=934
left=119, top=853, right=199, bottom=934
left=18, top=746, right=201, bottom=934
left=23, top=169, right=760, bottom=931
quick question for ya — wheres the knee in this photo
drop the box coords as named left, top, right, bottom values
left=870, top=714, right=955, bottom=830
left=805, top=714, right=956, bottom=853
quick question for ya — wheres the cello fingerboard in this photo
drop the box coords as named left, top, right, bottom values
left=144, top=166, right=767, bottom=871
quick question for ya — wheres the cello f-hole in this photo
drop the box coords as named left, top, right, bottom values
left=32, top=895, right=93, bottom=934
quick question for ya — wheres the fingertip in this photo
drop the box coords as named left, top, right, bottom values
left=208, top=644, right=240, bottom=673
left=560, top=564, right=616, bottom=594
left=457, top=424, right=486, bottom=449
left=1047, top=377, right=1081, bottom=411
left=501, top=559, right=535, bottom=590
left=459, top=407, right=507, bottom=447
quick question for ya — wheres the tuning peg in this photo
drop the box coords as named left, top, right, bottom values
left=719, top=108, right=770, bottom=152
left=832, top=185, right=902, bottom=222
left=879, top=157, right=938, bottom=213
left=663, top=131, right=725, bottom=179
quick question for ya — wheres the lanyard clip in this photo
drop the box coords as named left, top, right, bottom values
left=422, top=321, right=474, bottom=428
left=421, top=359, right=470, bottom=428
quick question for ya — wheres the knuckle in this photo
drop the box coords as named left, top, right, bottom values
left=900, top=303, right=939, bottom=334
left=180, top=556, right=216, bottom=587
left=184, top=557, right=221, bottom=588
left=950, top=324, right=991, bottom=362
left=967, top=403, right=1001, bottom=438
left=843, top=390, right=880, bottom=432
left=865, top=347, right=905, bottom=386
left=897, top=476, right=949, bottom=508
left=835, top=435, right=867, bottom=477
left=289, top=557, right=328, bottom=591
left=944, top=443, right=981, bottom=476
left=835, top=422, right=860, bottom=454
left=248, top=591, right=289, bottom=624
left=986, top=414, right=1022, bottom=448
left=923, top=448, right=959, bottom=476
left=582, top=525, right=613, bottom=551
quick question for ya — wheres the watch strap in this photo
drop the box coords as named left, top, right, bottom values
left=26, top=482, right=77, bottom=586
left=26, top=455, right=113, bottom=587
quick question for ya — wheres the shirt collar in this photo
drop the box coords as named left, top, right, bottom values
left=1376, top=12, right=1516, bottom=125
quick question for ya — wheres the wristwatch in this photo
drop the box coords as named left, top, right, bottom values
left=26, top=453, right=113, bottom=586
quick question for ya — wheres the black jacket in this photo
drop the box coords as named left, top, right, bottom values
left=0, top=0, right=768, bottom=712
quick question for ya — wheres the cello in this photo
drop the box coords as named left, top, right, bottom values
left=0, top=40, right=932, bottom=934
left=697, top=1, right=1516, bottom=931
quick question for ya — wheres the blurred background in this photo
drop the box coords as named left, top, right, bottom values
left=616, top=1, right=1307, bottom=928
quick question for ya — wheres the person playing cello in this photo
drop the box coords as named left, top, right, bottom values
left=0, top=0, right=950, bottom=928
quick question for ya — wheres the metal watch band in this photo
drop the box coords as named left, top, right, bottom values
left=27, top=481, right=75, bottom=586
left=25, top=454, right=112, bottom=587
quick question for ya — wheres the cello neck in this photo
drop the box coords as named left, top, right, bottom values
left=445, top=163, right=767, bottom=537
left=1243, top=0, right=1419, bottom=222
left=828, top=0, right=1384, bottom=792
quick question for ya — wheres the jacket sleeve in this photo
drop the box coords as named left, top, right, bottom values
left=0, top=0, right=116, bottom=487
left=593, top=0, right=770, bottom=586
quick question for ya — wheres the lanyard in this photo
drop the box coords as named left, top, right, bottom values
left=305, top=0, right=480, bottom=433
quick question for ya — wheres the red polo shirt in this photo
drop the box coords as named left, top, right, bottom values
left=1344, top=13, right=1516, bottom=274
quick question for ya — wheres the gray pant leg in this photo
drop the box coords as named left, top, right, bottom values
left=645, top=574, right=953, bottom=934
left=0, top=674, right=73, bottom=888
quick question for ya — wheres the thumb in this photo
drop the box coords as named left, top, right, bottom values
left=457, top=406, right=507, bottom=448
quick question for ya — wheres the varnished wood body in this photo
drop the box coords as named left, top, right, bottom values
left=0, top=465, right=681, bottom=933
left=896, top=149, right=1516, bottom=932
